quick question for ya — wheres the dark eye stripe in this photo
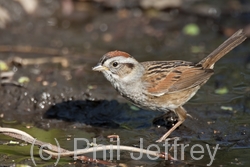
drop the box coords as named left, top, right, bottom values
left=125, top=63, right=134, bottom=69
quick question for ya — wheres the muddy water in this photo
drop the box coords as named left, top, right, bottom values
left=0, top=1, right=250, bottom=166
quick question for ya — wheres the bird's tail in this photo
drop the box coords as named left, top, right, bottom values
left=197, top=29, right=247, bottom=69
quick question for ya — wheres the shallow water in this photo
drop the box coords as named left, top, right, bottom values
left=0, top=0, right=250, bottom=166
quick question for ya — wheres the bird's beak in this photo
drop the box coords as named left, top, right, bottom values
left=92, top=64, right=108, bottom=71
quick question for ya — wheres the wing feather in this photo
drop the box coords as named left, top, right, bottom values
left=141, top=61, right=213, bottom=96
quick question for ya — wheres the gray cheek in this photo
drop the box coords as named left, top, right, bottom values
left=117, top=66, right=132, bottom=78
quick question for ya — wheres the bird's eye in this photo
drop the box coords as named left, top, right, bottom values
left=112, top=62, right=118, bottom=67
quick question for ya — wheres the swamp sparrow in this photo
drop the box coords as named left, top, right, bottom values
left=93, top=30, right=246, bottom=142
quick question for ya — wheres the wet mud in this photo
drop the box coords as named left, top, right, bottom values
left=0, top=0, right=250, bottom=166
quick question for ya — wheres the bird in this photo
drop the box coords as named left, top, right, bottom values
left=93, top=29, right=247, bottom=142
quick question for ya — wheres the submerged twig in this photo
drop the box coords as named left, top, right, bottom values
left=0, top=127, right=114, bottom=165
left=0, top=127, right=68, bottom=153
left=0, top=127, right=175, bottom=165
left=44, top=145, right=163, bottom=158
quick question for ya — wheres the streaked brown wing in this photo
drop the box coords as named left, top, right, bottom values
left=142, top=61, right=214, bottom=96
left=167, top=67, right=214, bottom=92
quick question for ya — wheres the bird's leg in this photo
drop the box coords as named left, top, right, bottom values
left=156, top=106, right=187, bottom=143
